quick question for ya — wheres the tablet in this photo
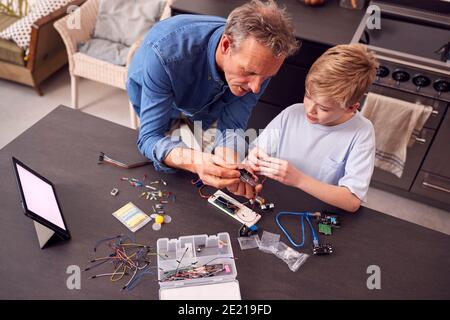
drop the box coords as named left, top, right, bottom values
left=12, top=157, right=71, bottom=240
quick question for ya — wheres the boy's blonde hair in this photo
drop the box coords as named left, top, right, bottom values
left=305, top=44, right=379, bottom=107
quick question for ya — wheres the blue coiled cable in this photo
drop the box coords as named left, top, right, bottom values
left=275, top=211, right=318, bottom=248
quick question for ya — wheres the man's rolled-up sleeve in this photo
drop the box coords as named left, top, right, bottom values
left=137, top=47, right=187, bottom=173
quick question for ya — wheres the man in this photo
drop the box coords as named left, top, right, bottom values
left=127, top=0, right=298, bottom=198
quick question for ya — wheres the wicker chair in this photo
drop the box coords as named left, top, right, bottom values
left=54, top=0, right=173, bottom=129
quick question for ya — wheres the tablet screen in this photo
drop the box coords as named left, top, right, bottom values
left=15, top=162, right=67, bottom=231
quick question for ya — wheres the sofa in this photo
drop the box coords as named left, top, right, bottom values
left=0, top=0, right=85, bottom=95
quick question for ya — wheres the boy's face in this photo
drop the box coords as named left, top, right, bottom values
left=303, top=92, right=359, bottom=126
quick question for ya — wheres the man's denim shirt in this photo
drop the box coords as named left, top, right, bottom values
left=127, top=15, right=269, bottom=173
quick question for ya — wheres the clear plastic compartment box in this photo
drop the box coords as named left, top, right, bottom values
left=157, top=232, right=241, bottom=300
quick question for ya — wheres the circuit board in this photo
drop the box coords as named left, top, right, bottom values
left=208, top=190, right=261, bottom=227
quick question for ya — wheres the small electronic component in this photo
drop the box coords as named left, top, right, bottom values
left=239, top=224, right=258, bottom=237
left=255, top=196, right=265, bottom=205
left=318, top=212, right=341, bottom=228
left=250, top=196, right=266, bottom=206
left=260, top=203, right=275, bottom=211
left=110, top=188, right=119, bottom=196
left=312, top=243, right=333, bottom=255
left=239, top=168, right=258, bottom=187
left=214, top=196, right=239, bottom=215
left=318, top=223, right=332, bottom=235
left=208, top=190, right=261, bottom=227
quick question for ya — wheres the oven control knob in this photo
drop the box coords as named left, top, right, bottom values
left=376, top=66, right=390, bottom=78
left=392, top=70, right=410, bottom=83
left=433, top=79, right=449, bottom=93
left=412, top=74, right=431, bottom=88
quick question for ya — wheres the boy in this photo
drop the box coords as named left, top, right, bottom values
left=247, top=44, right=378, bottom=212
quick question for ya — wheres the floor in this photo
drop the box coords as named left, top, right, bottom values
left=1, top=67, right=449, bottom=235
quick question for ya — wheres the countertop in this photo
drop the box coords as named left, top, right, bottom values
left=171, top=0, right=367, bottom=46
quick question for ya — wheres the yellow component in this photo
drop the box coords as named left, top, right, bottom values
left=255, top=196, right=265, bottom=205
left=155, top=215, right=164, bottom=224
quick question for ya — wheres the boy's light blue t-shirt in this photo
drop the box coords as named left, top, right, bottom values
left=251, top=103, right=375, bottom=201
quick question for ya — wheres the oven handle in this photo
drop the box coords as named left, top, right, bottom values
left=363, top=93, right=439, bottom=116
left=415, top=137, right=427, bottom=144
left=422, top=182, right=450, bottom=194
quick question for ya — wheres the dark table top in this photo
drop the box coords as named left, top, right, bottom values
left=171, top=0, right=366, bottom=46
left=1, top=106, right=449, bottom=299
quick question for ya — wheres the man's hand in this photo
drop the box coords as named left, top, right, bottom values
left=164, top=148, right=241, bottom=189
left=193, top=153, right=241, bottom=189
left=247, top=147, right=302, bottom=188
left=213, top=146, right=263, bottom=199
left=226, top=164, right=263, bottom=199
left=304, top=0, right=325, bottom=6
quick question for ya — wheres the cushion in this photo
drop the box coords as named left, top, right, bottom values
left=0, top=0, right=30, bottom=17
left=0, top=0, right=70, bottom=51
left=93, top=0, right=166, bottom=47
left=0, top=12, right=20, bottom=31
left=78, top=38, right=129, bottom=66
left=0, top=12, right=24, bottom=65
left=0, top=37, right=25, bottom=65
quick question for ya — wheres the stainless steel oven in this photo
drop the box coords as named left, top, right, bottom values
left=351, top=0, right=450, bottom=207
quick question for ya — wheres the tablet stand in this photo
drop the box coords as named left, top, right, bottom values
left=34, top=221, right=56, bottom=249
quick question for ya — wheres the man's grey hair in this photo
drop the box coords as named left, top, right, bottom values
left=224, top=0, right=299, bottom=58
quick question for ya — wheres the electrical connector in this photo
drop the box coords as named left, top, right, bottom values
left=110, top=188, right=119, bottom=196
left=239, top=168, right=258, bottom=187
left=239, top=224, right=258, bottom=237
left=260, top=203, right=275, bottom=210
left=318, top=212, right=341, bottom=228
left=312, top=243, right=333, bottom=255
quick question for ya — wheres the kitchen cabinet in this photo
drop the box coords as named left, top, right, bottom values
left=411, top=108, right=450, bottom=207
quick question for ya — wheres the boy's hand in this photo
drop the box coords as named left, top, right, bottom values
left=247, top=147, right=302, bottom=188
left=247, top=147, right=268, bottom=172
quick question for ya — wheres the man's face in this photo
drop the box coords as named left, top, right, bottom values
left=218, top=35, right=285, bottom=96
left=303, top=92, right=358, bottom=126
